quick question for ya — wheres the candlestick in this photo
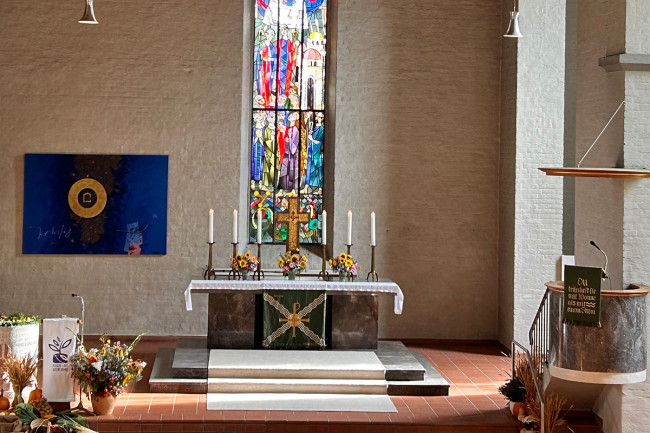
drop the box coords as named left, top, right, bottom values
left=255, top=242, right=265, bottom=280
left=208, top=209, right=214, bottom=244
left=347, top=210, right=352, bottom=245
left=228, top=242, right=240, bottom=280
left=366, top=244, right=379, bottom=282
left=203, top=242, right=216, bottom=280
left=370, top=211, right=375, bottom=246
left=318, top=243, right=329, bottom=280
left=347, top=243, right=353, bottom=257
left=257, top=209, right=262, bottom=244
left=232, top=209, right=238, bottom=244
left=321, top=210, right=327, bottom=245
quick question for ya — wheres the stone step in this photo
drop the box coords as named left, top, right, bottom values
left=208, top=377, right=388, bottom=394
left=208, top=349, right=385, bottom=380
left=149, top=348, right=207, bottom=393
left=387, top=351, right=450, bottom=396
left=376, top=341, right=426, bottom=381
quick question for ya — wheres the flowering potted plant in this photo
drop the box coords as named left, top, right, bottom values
left=69, top=334, right=146, bottom=415
left=277, top=250, right=308, bottom=280
left=329, top=253, right=361, bottom=281
left=231, top=251, right=259, bottom=280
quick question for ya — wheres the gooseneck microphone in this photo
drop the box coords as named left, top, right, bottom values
left=590, top=240, right=609, bottom=278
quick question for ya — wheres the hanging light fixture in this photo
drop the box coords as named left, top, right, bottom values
left=79, top=0, right=98, bottom=24
left=503, top=0, right=522, bottom=37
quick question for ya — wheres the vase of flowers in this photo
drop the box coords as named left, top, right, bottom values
left=230, top=251, right=258, bottom=280
left=329, top=253, right=361, bottom=281
left=278, top=250, right=308, bottom=280
left=69, top=334, right=146, bottom=415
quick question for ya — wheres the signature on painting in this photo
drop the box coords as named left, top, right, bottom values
left=37, top=225, right=72, bottom=240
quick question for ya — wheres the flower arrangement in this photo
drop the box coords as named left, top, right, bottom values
left=329, top=253, right=361, bottom=278
left=0, top=313, right=41, bottom=327
left=277, top=250, right=308, bottom=276
left=230, top=251, right=259, bottom=274
left=69, top=334, right=146, bottom=398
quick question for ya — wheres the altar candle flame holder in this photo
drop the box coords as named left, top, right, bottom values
left=366, top=244, right=379, bottom=282
left=203, top=242, right=217, bottom=280
left=318, top=244, right=329, bottom=280
left=228, top=242, right=240, bottom=280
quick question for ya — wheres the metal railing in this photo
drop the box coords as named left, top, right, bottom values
left=528, top=288, right=551, bottom=376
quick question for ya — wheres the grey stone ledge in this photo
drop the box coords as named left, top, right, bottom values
left=600, top=54, right=650, bottom=72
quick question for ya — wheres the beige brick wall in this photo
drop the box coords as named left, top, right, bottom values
left=0, top=0, right=503, bottom=338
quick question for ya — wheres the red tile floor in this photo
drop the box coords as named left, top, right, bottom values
left=64, top=338, right=598, bottom=433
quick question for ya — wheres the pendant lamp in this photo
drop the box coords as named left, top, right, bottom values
left=79, top=0, right=98, bottom=24
left=504, top=0, right=522, bottom=37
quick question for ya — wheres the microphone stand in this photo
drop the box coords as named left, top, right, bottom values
left=590, top=241, right=613, bottom=291
left=62, top=294, right=95, bottom=416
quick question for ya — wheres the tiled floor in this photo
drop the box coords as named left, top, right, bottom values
left=68, top=339, right=527, bottom=432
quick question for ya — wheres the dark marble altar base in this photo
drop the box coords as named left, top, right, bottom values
left=207, top=293, right=379, bottom=350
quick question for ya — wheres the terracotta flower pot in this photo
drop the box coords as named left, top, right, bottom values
left=91, top=393, right=116, bottom=415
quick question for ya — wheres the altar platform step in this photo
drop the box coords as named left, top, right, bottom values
left=208, top=377, right=388, bottom=394
left=208, top=349, right=386, bottom=380
left=149, top=339, right=449, bottom=397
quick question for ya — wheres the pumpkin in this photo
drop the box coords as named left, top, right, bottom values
left=0, top=389, right=9, bottom=411
left=28, top=387, right=43, bottom=404
left=512, top=401, right=526, bottom=416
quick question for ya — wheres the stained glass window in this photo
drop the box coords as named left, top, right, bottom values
left=249, top=0, right=327, bottom=244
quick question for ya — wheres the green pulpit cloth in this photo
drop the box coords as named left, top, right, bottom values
left=262, top=290, right=326, bottom=349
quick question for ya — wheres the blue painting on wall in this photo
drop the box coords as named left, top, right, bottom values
left=23, top=154, right=168, bottom=255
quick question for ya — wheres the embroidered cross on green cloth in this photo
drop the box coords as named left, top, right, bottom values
left=262, top=290, right=326, bottom=349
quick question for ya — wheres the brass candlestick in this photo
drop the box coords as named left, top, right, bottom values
left=228, top=242, right=240, bottom=280
left=318, top=243, right=329, bottom=280
left=347, top=243, right=353, bottom=257
left=367, top=244, right=379, bottom=282
left=203, top=242, right=216, bottom=280
left=254, top=242, right=265, bottom=280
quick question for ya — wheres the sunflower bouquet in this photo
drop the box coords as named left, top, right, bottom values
left=277, top=250, right=308, bottom=278
left=329, top=253, right=361, bottom=280
left=230, top=251, right=259, bottom=274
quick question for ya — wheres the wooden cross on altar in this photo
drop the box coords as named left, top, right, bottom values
left=276, top=197, right=309, bottom=252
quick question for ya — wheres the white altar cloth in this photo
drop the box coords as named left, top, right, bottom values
left=185, top=278, right=404, bottom=314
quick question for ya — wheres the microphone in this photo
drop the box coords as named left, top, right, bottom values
left=590, top=241, right=609, bottom=278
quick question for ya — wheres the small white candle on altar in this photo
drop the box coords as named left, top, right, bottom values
left=232, top=209, right=238, bottom=243
left=208, top=209, right=214, bottom=243
left=370, top=211, right=376, bottom=246
left=257, top=209, right=262, bottom=244
left=321, top=210, right=327, bottom=245
left=347, top=210, right=352, bottom=245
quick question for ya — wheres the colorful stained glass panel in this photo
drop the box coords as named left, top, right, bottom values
left=250, top=0, right=327, bottom=245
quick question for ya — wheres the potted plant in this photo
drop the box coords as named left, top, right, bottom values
left=277, top=250, right=308, bottom=280
left=68, top=334, right=146, bottom=415
left=0, top=313, right=41, bottom=404
left=230, top=251, right=259, bottom=280
left=328, top=253, right=361, bottom=281
left=498, top=377, right=526, bottom=415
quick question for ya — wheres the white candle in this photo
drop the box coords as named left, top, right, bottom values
left=321, top=210, right=327, bottom=245
left=347, top=210, right=352, bottom=245
left=370, top=212, right=376, bottom=246
left=208, top=209, right=214, bottom=243
left=232, top=209, right=238, bottom=244
left=257, top=209, right=262, bottom=244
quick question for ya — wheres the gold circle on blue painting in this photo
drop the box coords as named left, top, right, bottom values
left=68, top=178, right=107, bottom=218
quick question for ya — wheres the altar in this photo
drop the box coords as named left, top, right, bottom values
left=185, top=276, right=404, bottom=350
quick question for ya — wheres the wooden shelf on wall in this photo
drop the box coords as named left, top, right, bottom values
left=538, top=167, right=650, bottom=178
